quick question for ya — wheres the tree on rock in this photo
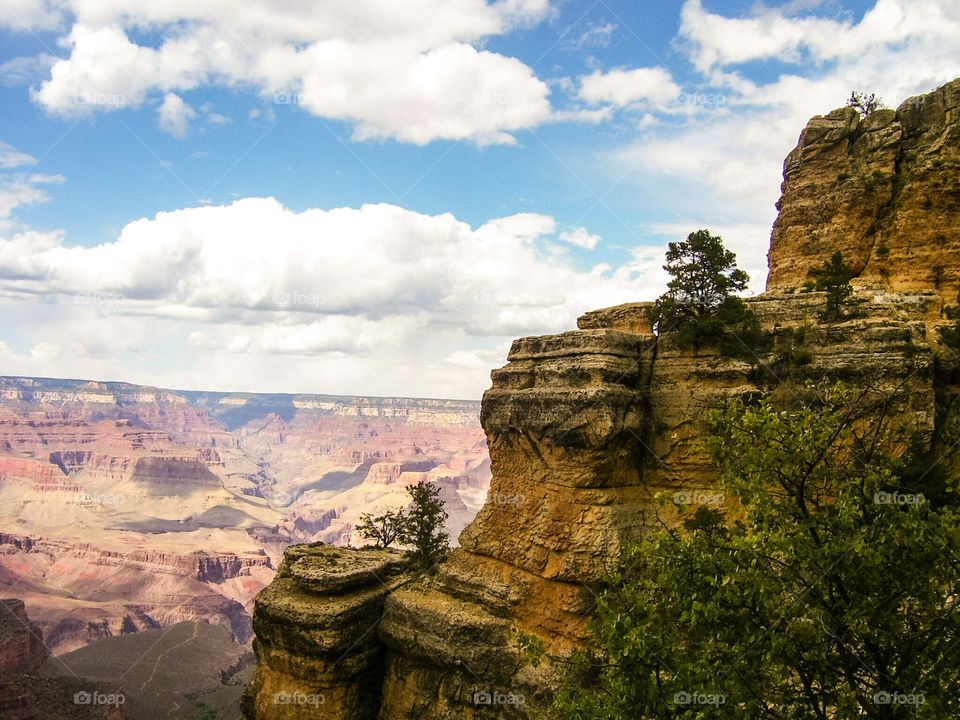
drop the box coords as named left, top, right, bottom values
left=357, top=508, right=407, bottom=548
left=398, top=481, right=449, bottom=569
left=649, top=229, right=760, bottom=356
left=847, top=91, right=884, bottom=118
left=816, top=250, right=854, bottom=320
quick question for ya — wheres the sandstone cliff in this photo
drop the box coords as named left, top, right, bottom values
left=243, top=79, right=960, bottom=719
left=767, top=77, right=960, bottom=296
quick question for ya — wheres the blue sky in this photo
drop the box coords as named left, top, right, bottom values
left=0, top=0, right=956, bottom=398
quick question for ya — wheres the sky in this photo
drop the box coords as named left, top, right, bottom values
left=0, top=0, right=958, bottom=399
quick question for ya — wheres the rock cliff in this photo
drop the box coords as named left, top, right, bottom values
left=767, top=77, right=960, bottom=296
left=243, top=78, right=960, bottom=719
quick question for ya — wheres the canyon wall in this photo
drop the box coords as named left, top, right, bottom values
left=243, top=79, right=960, bottom=719
left=767, top=77, right=960, bottom=296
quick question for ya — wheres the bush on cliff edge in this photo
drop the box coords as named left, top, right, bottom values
left=649, top=229, right=766, bottom=359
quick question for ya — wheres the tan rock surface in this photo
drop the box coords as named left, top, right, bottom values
left=767, top=78, right=960, bottom=296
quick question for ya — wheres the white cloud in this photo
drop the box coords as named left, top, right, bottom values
left=679, top=0, right=960, bottom=72
left=157, top=93, right=196, bottom=137
left=0, top=0, right=65, bottom=32
left=558, top=227, right=600, bottom=250
left=0, top=196, right=670, bottom=397
left=0, top=54, right=59, bottom=88
left=0, top=142, right=34, bottom=168
left=26, top=0, right=554, bottom=144
left=578, top=67, right=680, bottom=107
left=0, top=144, right=66, bottom=234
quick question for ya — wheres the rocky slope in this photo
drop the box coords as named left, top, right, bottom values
left=0, top=378, right=489, bottom=656
left=0, top=598, right=125, bottom=720
left=243, top=79, right=960, bottom=719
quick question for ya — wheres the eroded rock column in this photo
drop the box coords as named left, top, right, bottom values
left=241, top=544, right=410, bottom=720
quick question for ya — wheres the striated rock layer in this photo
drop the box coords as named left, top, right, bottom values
left=242, top=544, right=412, bottom=720
left=767, top=77, right=960, bottom=296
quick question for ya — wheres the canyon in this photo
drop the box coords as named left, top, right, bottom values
left=242, top=78, right=960, bottom=718
left=0, top=378, right=489, bottom=659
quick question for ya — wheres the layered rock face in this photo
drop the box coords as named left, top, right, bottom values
left=767, top=78, right=960, bottom=295
left=243, top=79, right=959, bottom=720
left=242, top=545, right=411, bottom=720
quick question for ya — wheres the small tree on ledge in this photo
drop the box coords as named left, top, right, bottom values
left=357, top=507, right=407, bottom=548
left=650, top=229, right=749, bottom=333
left=847, top=91, right=884, bottom=118
left=815, top=250, right=854, bottom=321
left=649, top=229, right=764, bottom=358
left=397, top=480, right=449, bottom=570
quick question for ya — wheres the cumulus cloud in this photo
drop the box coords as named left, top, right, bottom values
left=679, top=0, right=960, bottom=73
left=157, top=93, right=196, bottom=137
left=23, top=0, right=555, bottom=144
left=0, top=195, right=671, bottom=395
left=578, top=67, right=680, bottom=107
left=558, top=227, right=600, bottom=250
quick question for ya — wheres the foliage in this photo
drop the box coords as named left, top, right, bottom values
left=544, top=382, right=960, bottom=719
left=649, top=229, right=762, bottom=357
left=191, top=700, right=218, bottom=720
left=815, top=251, right=854, bottom=320
left=357, top=507, right=407, bottom=548
left=847, top=91, right=885, bottom=118
left=397, top=480, right=449, bottom=569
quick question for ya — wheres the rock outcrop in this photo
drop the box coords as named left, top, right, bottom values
left=242, top=544, right=411, bottom=720
left=243, top=78, right=960, bottom=720
left=767, top=77, right=960, bottom=295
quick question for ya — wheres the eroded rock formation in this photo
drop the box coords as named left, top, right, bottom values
left=767, top=77, right=960, bottom=295
left=244, top=78, right=960, bottom=719
left=241, top=545, right=411, bottom=720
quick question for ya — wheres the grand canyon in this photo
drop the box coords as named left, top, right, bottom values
left=0, top=376, right=489, bottom=665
